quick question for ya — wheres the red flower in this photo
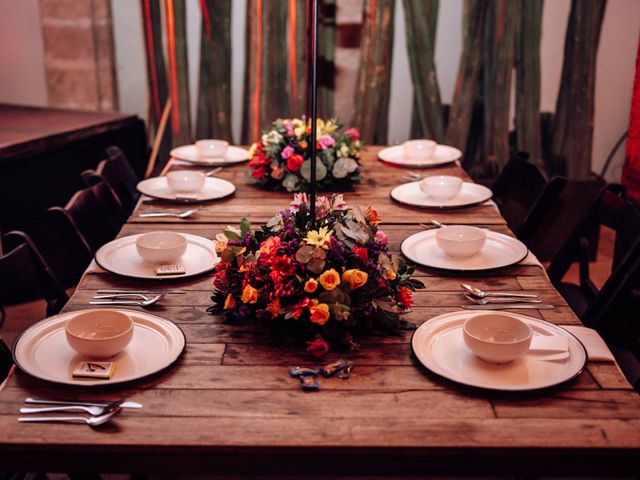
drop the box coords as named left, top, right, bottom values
left=345, top=128, right=360, bottom=140
left=398, top=287, right=413, bottom=309
left=352, top=246, right=369, bottom=261
left=252, top=166, right=267, bottom=179
left=287, top=154, right=304, bottom=172
left=306, top=338, right=329, bottom=358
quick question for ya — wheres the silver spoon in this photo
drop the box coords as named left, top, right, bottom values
left=461, top=283, right=539, bottom=299
left=205, top=167, right=223, bottom=177
left=464, top=294, right=542, bottom=304
left=139, top=209, right=197, bottom=219
left=89, top=294, right=163, bottom=307
left=18, top=407, right=121, bottom=427
left=20, top=400, right=123, bottom=416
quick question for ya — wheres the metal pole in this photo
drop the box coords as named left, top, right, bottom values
left=308, top=0, right=318, bottom=226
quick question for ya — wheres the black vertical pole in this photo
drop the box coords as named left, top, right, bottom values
left=308, top=0, right=318, bottom=227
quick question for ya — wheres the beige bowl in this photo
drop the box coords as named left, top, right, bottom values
left=419, top=175, right=463, bottom=200
left=166, top=170, right=206, bottom=193
left=435, top=225, right=486, bottom=258
left=403, top=139, right=436, bottom=161
left=135, top=231, right=187, bottom=264
left=463, top=313, right=533, bottom=363
left=65, top=309, right=134, bottom=359
left=196, top=139, right=229, bottom=159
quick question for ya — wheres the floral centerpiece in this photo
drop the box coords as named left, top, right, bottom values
left=208, top=194, right=424, bottom=356
left=247, top=118, right=362, bottom=192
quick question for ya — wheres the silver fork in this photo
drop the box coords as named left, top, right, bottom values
left=20, top=400, right=123, bottom=416
left=89, top=293, right=163, bottom=307
left=139, top=209, right=197, bottom=219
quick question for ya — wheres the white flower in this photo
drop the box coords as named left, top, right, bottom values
left=261, top=130, right=283, bottom=146
left=337, top=144, right=350, bottom=158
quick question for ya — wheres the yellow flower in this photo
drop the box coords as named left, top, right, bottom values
left=385, top=270, right=397, bottom=280
left=293, top=119, right=305, bottom=138
left=342, top=269, right=368, bottom=290
left=223, top=294, right=236, bottom=309
left=241, top=284, right=259, bottom=304
left=305, top=226, right=333, bottom=249
left=304, top=278, right=318, bottom=293
left=248, top=142, right=258, bottom=159
left=309, top=301, right=330, bottom=325
left=318, top=269, right=340, bottom=291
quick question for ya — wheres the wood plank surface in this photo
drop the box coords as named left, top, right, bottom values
left=2, top=145, right=639, bottom=476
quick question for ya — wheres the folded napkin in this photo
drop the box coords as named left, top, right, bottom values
left=519, top=251, right=544, bottom=267
left=528, top=335, right=570, bottom=361
left=561, top=326, right=616, bottom=362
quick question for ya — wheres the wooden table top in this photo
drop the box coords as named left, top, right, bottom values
left=0, top=104, right=138, bottom=162
left=1, top=147, right=639, bottom=476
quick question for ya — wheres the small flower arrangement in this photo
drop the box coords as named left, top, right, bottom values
left=247, top=118, right=362, bottom=192
left=208, top=194, right=424, bottom=356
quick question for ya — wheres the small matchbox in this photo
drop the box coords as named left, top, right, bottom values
left=155, top=264, right=186, bottom=275
left=72, top=361, right=116, bottom=380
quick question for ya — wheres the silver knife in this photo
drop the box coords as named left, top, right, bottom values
left=96, top=289, right=186, bottom=295
left=462, top=304, right=555, bottom=310
left=25, top=397, right=143, bottom=409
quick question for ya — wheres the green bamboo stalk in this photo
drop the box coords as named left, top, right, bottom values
left=403, top=0, right=444, bottom=141
left=551, top=0, right=607, bottom=180
left=167, top=0, right=192, bottom=147
left=482, top=0, right=516, bottom=177
left=515, top=0, right=543, bottom=167
left=242, top=0, right=289, bottom=143
left=446, top=0, right=487, bottom=151
left=196, top=0, right=233, bottom=141
left=353, top=0, right=395, bottom=144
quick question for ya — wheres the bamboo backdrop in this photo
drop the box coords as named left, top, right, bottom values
left=138, top=0, right=607, bottom=180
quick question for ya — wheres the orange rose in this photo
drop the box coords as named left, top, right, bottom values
left=318, top=269, right=340, bottom=291
left=241, top=284, right=259, bottom=304
left=304, top=278, right=318, bottom=293
left=342, top=269, right=368, bottom=290
left=309, top=301, right=330, bottom=325
left=223, top=294, right=236, bottom=309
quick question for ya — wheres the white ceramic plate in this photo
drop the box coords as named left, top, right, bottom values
left=170, top=145, right=249, bottom=165
left=136, top=176, right=236, bottom=203
left=411, top=310, right=588, bottom=391
left=390, top=181, right=493, bottom=209
left=95, top=233, right=219, bottom=280
left=401, top=229, right=528, bottom=272
left=13, top=309, right=186, bottom=387
left=378, top=144, right=462, bottom=168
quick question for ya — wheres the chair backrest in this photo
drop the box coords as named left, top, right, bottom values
left=0, top=231, right=68, bottom=317
left=101, top=146, right=140, bottom=210
left=491, top=151, right=567, bottom=245
left=547, top=184, right=640, bottom=325
left=47, top=182, right=122, bottom=255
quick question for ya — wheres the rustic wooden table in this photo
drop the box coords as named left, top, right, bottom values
left=1, top=147, right=639, bottom=476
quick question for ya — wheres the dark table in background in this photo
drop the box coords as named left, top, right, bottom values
left=0, top=104, right=147, bottom=238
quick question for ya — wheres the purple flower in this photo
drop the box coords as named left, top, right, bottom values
left=282, top=145, right=294, bottom=159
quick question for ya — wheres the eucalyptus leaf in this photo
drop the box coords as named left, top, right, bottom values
left=300, top=160, right=327, bottom=181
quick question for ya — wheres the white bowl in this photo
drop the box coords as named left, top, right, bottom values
left=166, top=170, right=206, bottom=193
left=403, top=139, right=437, bottom=161
left=196, top=139, right=229, bottom=159
left=463, top=313, right=533, bottom=363
left=65, top=309, right=134, bottom=359
left=419, top=175, right=463, bottom=200
left=135, top=231, right=187, bottom=264
left=435, top=225, right=486, bottom=258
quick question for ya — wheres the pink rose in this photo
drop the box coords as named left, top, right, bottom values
left=282, top=145, right=294, bottom=159
left=318, top=135, right=335, bottom=150
left=375, top=230, right=388, bottom=246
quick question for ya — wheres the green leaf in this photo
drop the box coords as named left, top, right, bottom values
left=224, top=229, right=241, bottom=241
left=300, top=160, right=327, bottom=181
left=240, top=218, right=251, bottom=238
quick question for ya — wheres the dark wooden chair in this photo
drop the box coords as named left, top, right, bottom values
left=47, top=182, right=123, bottom=254
left=0, top=231, right=69, bottom=324
left=82, top=145, right=140, bottom=213
left=547, top=184, right=640, bottom=390
left=491, top=151, right=567, bottom=246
